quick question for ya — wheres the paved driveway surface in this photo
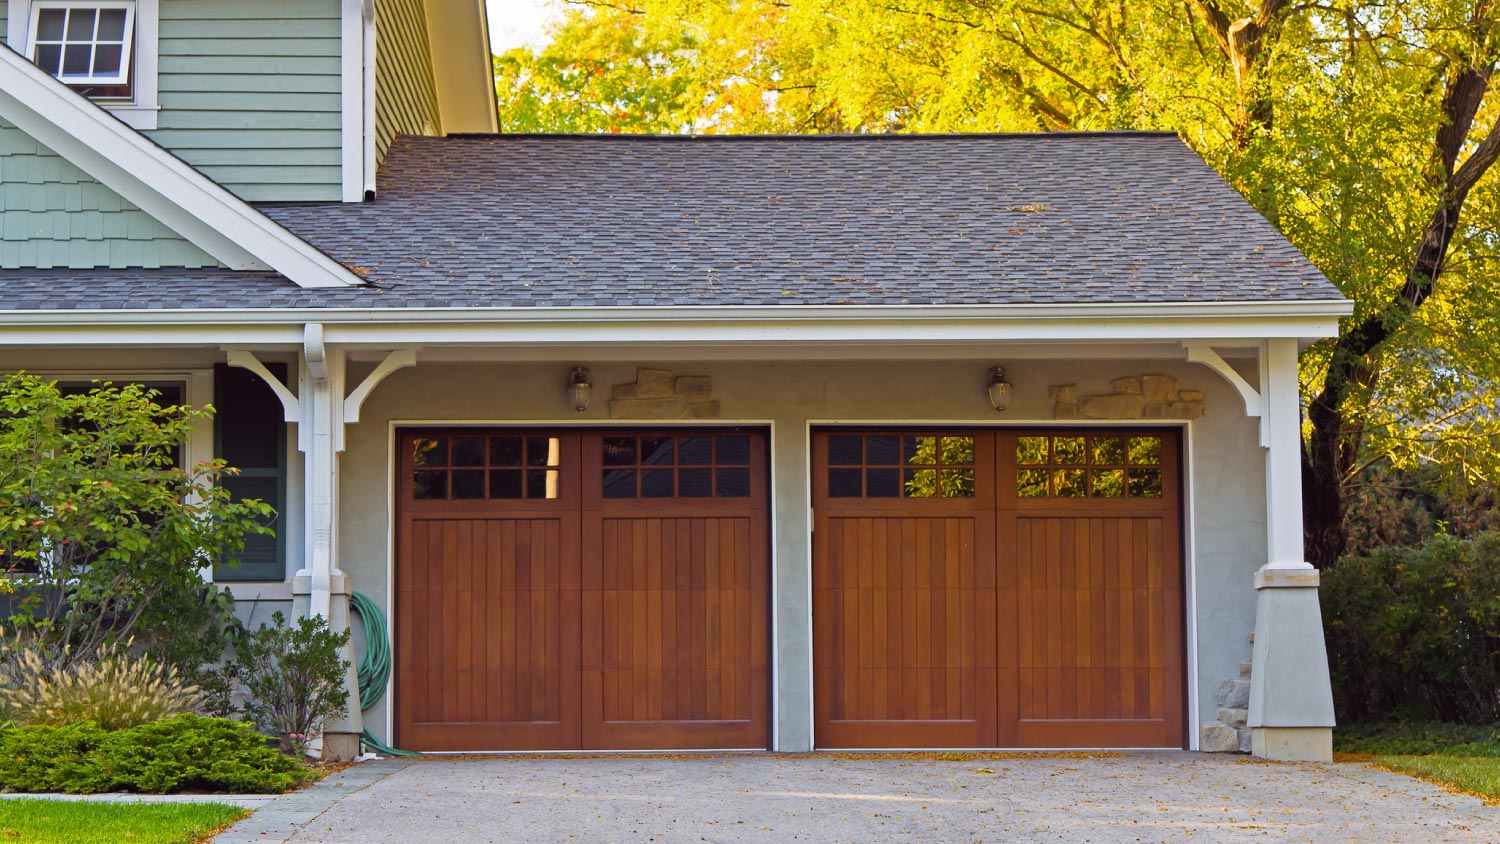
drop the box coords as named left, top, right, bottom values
left=261, top=753, right=1500, bottom=844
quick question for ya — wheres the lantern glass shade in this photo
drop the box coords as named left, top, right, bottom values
left=987, top=367, right=1012, bottom=412
left=568, top=367, right=592, bottom=413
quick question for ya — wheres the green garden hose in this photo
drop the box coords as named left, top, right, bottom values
left=350, top=590, right=421, bottom=757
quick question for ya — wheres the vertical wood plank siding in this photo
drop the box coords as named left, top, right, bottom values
left=374, top=0, right=442, bottom=168
left=153, top=0, right=344, bottom=202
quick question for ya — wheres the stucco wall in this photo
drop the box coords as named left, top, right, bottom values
left=339, top=356, right=1268, bottom=751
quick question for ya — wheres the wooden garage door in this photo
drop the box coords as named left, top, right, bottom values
left=813, top=429, right=1183, bottom=749
left=396, top=429, right=769, bottom=751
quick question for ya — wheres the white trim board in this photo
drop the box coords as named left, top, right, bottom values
left=0, top=45, right=365, bottom=288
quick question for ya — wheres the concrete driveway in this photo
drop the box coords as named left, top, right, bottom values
left=220, top=752, right=1500, bottom=844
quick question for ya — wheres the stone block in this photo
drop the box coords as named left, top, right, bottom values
left=610, top=397, right=689, bottom=419
left=1141, top=374, right=1178, bottom=402
left=1170, top=401, right=1206, bottom=419
left=1081, top=393, right=1145, bottom=419
left=1110, top=377, right=1142, bottom=395
left=674, top=376, right=713, bottom=399
left=633, top=367, right=677, bottom=399
left=1200, top=724, right=1239, bottom=753
left=1217, top=706, right=1249, bottom=729
left=612, top=383, right=638, bottom=400
left=1239, top=660, right=1253, bottom=679
left=1054, top=402, right=1081, bottom=420
left=1238, top=728, right=1252, bottom=753
left=1213, top=678, right=1250, bottom=709
left=687, top=400, right=721, bottom=419
left=1177, top=389, right=1205, bottom=402
left=1049, top=384, right=1079, bottom=404
left=1141, top=402, right=1170, bottom=420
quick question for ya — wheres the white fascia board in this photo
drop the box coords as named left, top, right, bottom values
left=0, top=300, right=1352, bottom=346
left=0, top=46, right=366, bottom=289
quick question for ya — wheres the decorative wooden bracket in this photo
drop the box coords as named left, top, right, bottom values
left=344, top=348, right=418, bottom=425
left=225, top=349, right=300, bottom=423
left=1182, top=341, right=1268, bottom=447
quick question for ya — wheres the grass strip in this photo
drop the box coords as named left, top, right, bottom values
left=0, top=798, right=248, bottom=844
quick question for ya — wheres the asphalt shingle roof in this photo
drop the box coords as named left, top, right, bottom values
left=0, top=132, right=1344, bottom=311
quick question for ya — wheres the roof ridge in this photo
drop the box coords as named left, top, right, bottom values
left=432, top=130, right=1181, bottom=141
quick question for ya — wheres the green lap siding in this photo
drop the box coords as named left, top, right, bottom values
left=0, top=2, right=7, bottom=43
left=152, top=0, right=344, bottom=202
left=375, top=0, right=442, bottom=167
left=0, top=120, right=216, bottom=269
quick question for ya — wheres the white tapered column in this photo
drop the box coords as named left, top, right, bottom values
left=1247, top=338, right=1335, bottom=761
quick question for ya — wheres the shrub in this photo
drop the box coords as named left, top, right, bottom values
left=233, top=612, right=350, bottom=756
left=0, top=375, right=272, bottom=665
left=0, top=715, right=308, bottom=794
left=1322, top=531, right=1500, bottom=723
left=0, top=637, right=200, bottom=731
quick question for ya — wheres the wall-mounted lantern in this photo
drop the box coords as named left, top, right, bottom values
left=987, top=366, right=1013, bottom=412
left=568, top=366, right=592, bottom=413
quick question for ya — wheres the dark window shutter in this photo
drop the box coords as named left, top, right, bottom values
left=213, top=363, right=288, bottom=582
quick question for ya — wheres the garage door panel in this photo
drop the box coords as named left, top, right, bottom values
left=398, top=427, right=768, bottom=752
left=814, top=428, right=1183, bottom=750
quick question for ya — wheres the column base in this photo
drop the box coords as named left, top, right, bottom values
left=320, top=732, right=363, bottom=763
left=1251, top=727, right=1332, bottom=762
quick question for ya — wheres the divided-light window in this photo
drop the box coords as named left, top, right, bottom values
left=27, top=1, right=135, bottom=90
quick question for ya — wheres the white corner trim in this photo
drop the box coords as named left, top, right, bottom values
left=344, top=348, right=417, bottom=424
left=225, top=350, right=301, bottom=423
left=0, top=45, right=365, bottom=288
left=1183, top=342, right=1267, bottom=446
left=340, top=0, right=368, bottom=202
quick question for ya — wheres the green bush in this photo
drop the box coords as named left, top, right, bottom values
left=0, top=715, right=308, bottom=794
left=1322, top=531, right=1500, bottom=723
left=233, top=612, right=350, bottom=757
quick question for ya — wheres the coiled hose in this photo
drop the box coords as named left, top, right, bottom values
left=350, top=591, right=421, bottom=757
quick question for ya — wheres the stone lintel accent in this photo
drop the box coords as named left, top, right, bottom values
left=609, top=367, right=720, bottom=419
left=1052, top=373, right=1206, bottom=420
left=1254, top=568, right=1321, bottom=589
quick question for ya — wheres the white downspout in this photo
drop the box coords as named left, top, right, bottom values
left=363, top=0, right=377, bottom=196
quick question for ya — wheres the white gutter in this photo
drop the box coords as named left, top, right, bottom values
left=0, top=300, right=1354, bottom=326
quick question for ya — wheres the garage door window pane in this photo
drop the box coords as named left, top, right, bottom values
left=1053, top=469, right=1086, bottom=498
left=1017, top=469, right=1049, bottom=497
left=451, top=437, right=485, bottom=467
left=490, top=437, right=523, bottom=466
left=603, top=437, right=636, bottom=466
left=1128, top=436, right=1162, bottom=465
left=866, top=468, right=900, bottom=497
left=529, top=437, right=562, bottom=467
left=903, top=435, right=936, bottom=465
left=716, top=435, right=750, bottom=466
left=641, top=437, right=674, bottom=466
left=865, top=435, right=899, bottom=465
left=489, top=469, right=523, bottom=499
left=1054, top=437, right=1087, bottom=464
left=1128, top=469, right=1163, bottom=497
left=941, top=436, right=975, bottom=465
left=828, top=436, right=862, bottom=466
left=678, top=436, right=712, bottom=465
left=451, top=470, right=484, bottom=499
left=603, top=469, right=636, bottom=498
left=412, top=470, right=446, bottom=499
left=945, top=468, right=975, bottom=497
left=1091, top=468, right=1126, bottom=497
left=904, top=468, right=938, bottom=497
left=528, top=469, right=561, bottom=499
left=1092, top=437, right=1126, bottom=465
left=413, top=437, right=447, bottom=467
left=678, top=468, right=712, bottom=497
left=716, top=468, right=750, bottom=498
left=829, top=468, right=862, bottom=497
left=642, top=469, right=675, bottom=497
left=1017, top=436, right=1049, bottom=465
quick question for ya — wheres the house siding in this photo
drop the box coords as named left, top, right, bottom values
left=151, top=0, right=344, bottom=202
left=0, top=2, right=8, bottom=43
left=375, top=0, right=442, bottom=168
left=0, top=119, right=217, bottom=269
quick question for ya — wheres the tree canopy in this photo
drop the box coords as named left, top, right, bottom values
left=495, top=0, right=1500, bottom=564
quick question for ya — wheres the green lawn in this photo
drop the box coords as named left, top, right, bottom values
left=1337, top=723, right=1500, bottom=803
left=0, top=799, right=248, bottom=844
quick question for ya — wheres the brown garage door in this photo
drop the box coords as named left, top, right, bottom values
left=396, top=428, right=769, bottom=751
left=813, top=429, right=1183, bottom=749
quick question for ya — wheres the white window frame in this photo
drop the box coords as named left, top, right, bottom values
left=6, top=0, right=159, bottom=130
